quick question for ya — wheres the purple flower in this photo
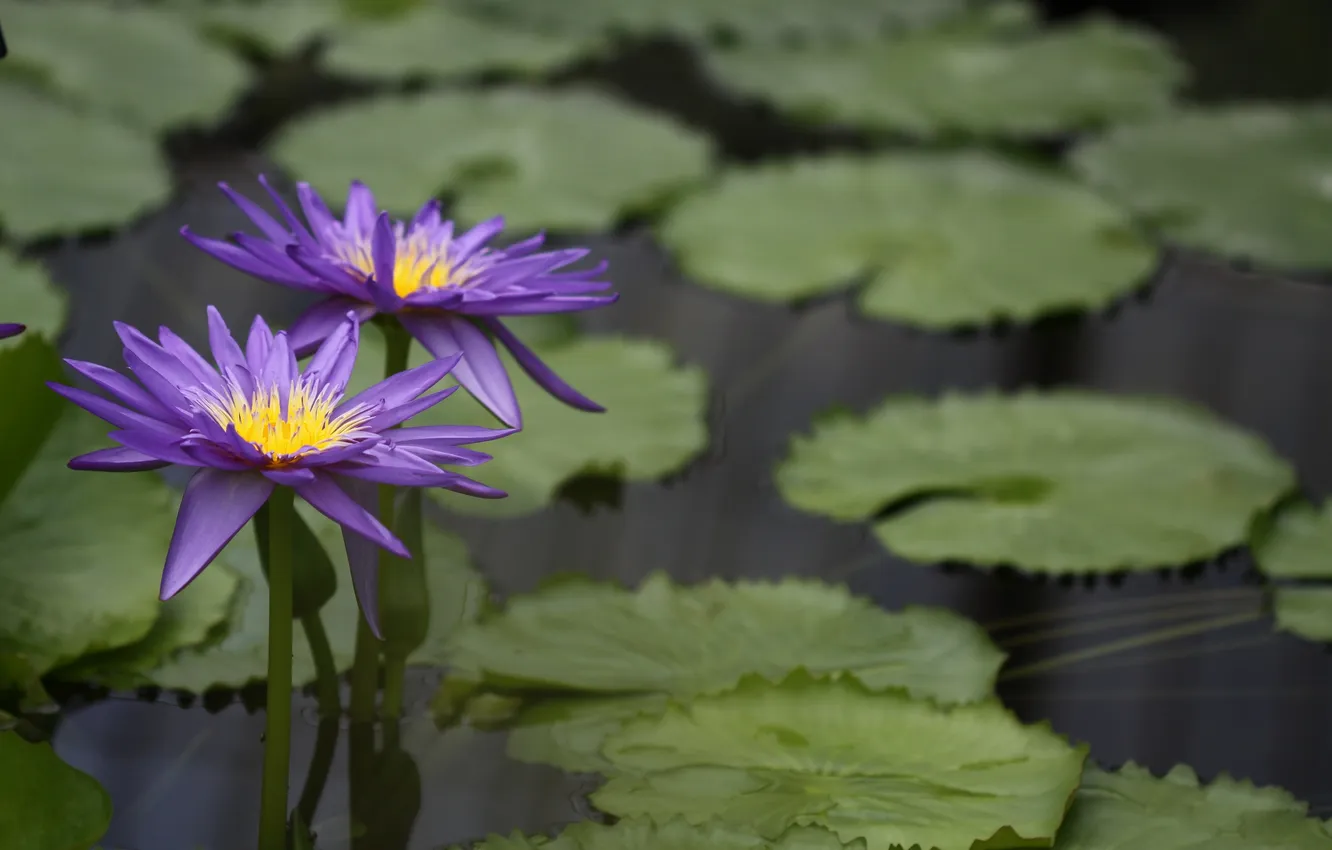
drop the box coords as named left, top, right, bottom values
left=0, top=323, right=25, bottom=340
left=49, top=307, right=513, bottom=635
left=181, top=177, right=619, bottom=428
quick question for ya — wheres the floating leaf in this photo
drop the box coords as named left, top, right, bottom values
left=507, top=694, right=671, bottom=772
left=469, top=820, right=852, bottom=850
left=0, top=250, right=68, bottom=342
left=0, top=732, right=112, bottom=850
left=196, top=2, right=343, bottom=56
left=777, top=390, right=1294, bottom=573
left=0, top=0, right=251, bottom=131
left=1055, top=762, right=1332, bottom=850
left=1254, top=500, right=1332, bottom=579
left=346, top=327, right=708, bottom=517
left=659, top=152, right=1155, bottom=328
left=1071, top=106, right=1332, bottom=270
left=704, top=18, right=1183, bottom=137
left=0, top=335, right=66, bottom=506
left=143, top=508, right=484, bottom=691
left=0, top=82, right=171, bottom=240
left=0, top=412, right=180, bottom=673
left=450, top=573, right=1004, bottom=700
left=271, top=89, right=712, bottom=232
left=592, top=678, right=1086, bottom=850
left=1272, top=587, right=1332, bottom=644
left=324, top=5, right=596, bottom=80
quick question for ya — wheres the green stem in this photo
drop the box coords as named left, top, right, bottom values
left=258, top=487, right=295, bottom=850
left=381, top=654, right=407, bottom=720
left=349, top=323, right=412, bottom=722
left=301, top=614, right=341, bottom=719
left=295, top=718, right=340, bottom=829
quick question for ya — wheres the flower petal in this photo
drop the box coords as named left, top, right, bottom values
left=391, top=424, right=517, bottom=446
left=161, top=469, right=274, bottom=599
left=64, top=358, right=174, bottom=421
left=264, top=467, right=316, bottom=486
left=304, top=311, right=362, bottom=393
left=399, top=313, right=521, bottom=427
left=368, top=213, right=403, bottom=312
left=206, top=306, right=253, bottom=394
left=296, top=182, right=338, bottom=243
left=484, top=317, right=606, bottom=412
left=296, top=472, right=408, bottom=562
left=123, top=350, right=193, bottom=419
left=365, top=387, right=458, bottom=431
left=68, top=446, right=171, bottom=472
left=288, top=298, right=376, bottom=359
left=157, top=326, right=222, bottom=391
left=48, top=381, right=179, bottom=435
left=337, top=353, right=460, bottom=417
left=111, top=429, right=205, bottom=466
left=180, top=227, right=308, bottom=286
left=0, top=323, right=26, bottom=340
left=258, top=173, right=320, bottom=253
left=454, top=294, right=619, bottom=316
left=344, top=181, right=378, bottom=241
left=331, top=476, right=384, bottom=638
left=218, top=180, right=290, bottom=243
left=450, top=215, right=505, bottom=262
left=245, top=316, right=275, bottom=375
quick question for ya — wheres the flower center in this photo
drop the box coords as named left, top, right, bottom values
left=192, top=378, right=372, bottom=466
left=334, top=238, right=461, bottom=298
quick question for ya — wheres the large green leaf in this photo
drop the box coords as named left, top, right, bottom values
left=142, top=507, right=484, bottom=691
left=704, top=18, right=1182, bottom=138
left=450, top=573, right=1003, bottom=699
left=0, top=250, right=68, bottom=343
left=506, top=693, right=671, bottom=773
left=1271, top=587, right=1332, bottom=643
left=1054, top=763, right=1332, bottom=849
left=1254, top=499, right=1332, bottom=579
left=592, top=678, right=1086, bottom=850
left=468, top=820, right=851, bottom=850
left=1071, top=106, right=1332, bottom=270
left=659, top=152, right=1156, bottom=328
left=0, top=0, right=251, bottom=131
left=270, top=89, right=712, bottom=232
left=196, top=2, right=343, bottom=55
left=346, top=326, right=708, bottom=517
left=0, top=412, right=180, bottom=673
left=0, top=335, right=66, bottom=507
left=324, top=5, right=597, bottom=80
left=0, top=732, right=112, bottom=850
left=0, top=82, right=171, bottom=240
left=776, top=390, right=1294, bottom=574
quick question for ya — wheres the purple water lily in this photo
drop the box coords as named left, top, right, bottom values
left=0, top=323, right=25, bottom=339
left=181, top=177, right=619, bottom=428
left=50, top=307, right=512, bottom=635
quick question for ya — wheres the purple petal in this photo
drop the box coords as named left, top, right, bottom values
left=289, top=437, right=381, bottom=468
left=68, top=446, right=171, bottom=472
left=264, top=468, right=316, bottom=486
left=396, top=444, right=492, bottom=466
left=48, top=382, right=179, bottom=435
left=399, top=313, right=520, bottom=427
left=111, top=429, right=205, bottom=467
left=161, top=469, right=273, bottom=599
left=454, top=295, right=619, bottom=316
left=295, top=472, right=408, bottom=559
left=450, top=216, right=505, bottom=262
left=484, top=317, right=605, bottom=413
left=206, top=306, right=253, bottom=395
left=245, top=316, right=274, bottom=375
left=259, top=332, right=297, bottom=404
left=288, top=298, right=376, bottom=359
left=157, top=327, right=222, bottom=391
left=391, top=424, right=517, bottom=446
left=64, top=359, right=174, bottom=421
left=123, top=350, right=193, bottom=420
left=0, top=323, right=25, bottom=340
left=336, top=353, right=460, bottom=417
left=179, top=441, right=252, bottom=471
left=179, top=227, right=312, bottom=288
left=218, top=180, right=290, bottom=243
left=258, top=174, right=320, bottom=253
left=367, top=214, right=403, bottom=312
left=284, top=245, right=370, bottom=298
left=304, top=312, right=361, bottom=393
left=366, top=387, right=457, bottom=431
left=410, top=198, right=443, bottom=232
left=296, top=183, right=339, bottom=244
left=332, top=477, right=383, bottom=638
left=344, top=181, right=378, bottom=241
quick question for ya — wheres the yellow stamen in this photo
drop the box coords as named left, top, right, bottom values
left=334, top=238, right=463, bottom=298
left=192, top=378, right=371, bottom=466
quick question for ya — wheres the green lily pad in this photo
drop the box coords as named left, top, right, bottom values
left=658, top=152, right=1156, bottom=328
left=0, top=334, right=66, bottom=507
left=449, top=573, right=1004, bottom=700
left=1071, top=106, right=1332, bottom=270
left=0, top=732, right=112, bottom=850
left=776, top=390, right=1294, bottom=574
left=143, top=507, right=485, bottom=691
left=0, top=250, right=69, bottom=343
left=469, top=821, right=852, bottom=850
left=704, top=17, right=1183, bottom=137
left=1271, top=587, right=1332, bottom=643
left=0, top=81, right=171, bottom=240
left=324, top=5, right=597, bottom=80
left=0, top=412, right=180, bottom=673
left=196, top=2, right=344, bottom=56
left=1055, top=763, right=1332, bottom=849
left=1254, top=499, right=1332, bottom=579
left=592, top=678, right=1086, bottom=850
left=270, top=89, right=712, bottom=232
left=0, top=0, right=251, bottom=131
left=507, top=694, right=671, bottom=772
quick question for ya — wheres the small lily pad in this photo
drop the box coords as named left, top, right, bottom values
left=1071, top=105, right=1332, bottom=270
left=270, top=88, right=712, bottom=232
left=449, top=573, right=1005, bottom=700
left=0, top=732, right=112, bottom=850
left=324, top=5, right=597, bottom=80
left=469, top=821, right=850, bottom=850
left=0, top=81, right=171, bottom=240
left=659, top=152, right=1156, bottom=328
left=1056, top=762, right=1332, bottom=850
left=0, top=250, right=68, bottom=343
left=591, top=678, right=1086, bottom=850
left=1254, top=499, right=1332, bottom=580
left=776, top=390, right=1294, bottom=574
left=0, top=0, right=251, bottom=131
left=704, top=17, right=1183, bottom=137
left=507, top=694, right=671, bottom=773
left=1272, top=587, right=1332, bottom=644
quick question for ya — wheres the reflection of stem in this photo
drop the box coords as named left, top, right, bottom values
left=258, top=487, right=295, bottom=850
left=301, top=614, right=342, bottom=719
left=983, top=586, right=1260, bottom=632
left=348, top=721, right=376, bottom=850
left=999, top=610, right=1262, bottom=681
left=381, top=656, right=406, bottom=721
left=296, top=718, right=340, bottom=829
left=997, top=599, right=1259, bottom=648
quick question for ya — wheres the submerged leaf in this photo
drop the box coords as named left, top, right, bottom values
left=659, top=152, right=1155, bottom=328
left=777, top=390, right=1294, bottom=573
left=705, top=17, right=1183, bottom=137
left=1071, top=105, right=1332, bottom=270
left=1272, top=587, right=1332, bottom=643
left=1055, top=762, right=1332, bottom=849
left=271, top=89, right=712, bottom=232
left=0, top=732, right=111, bottom=849
left=592, top=678, right=1086, bottom=850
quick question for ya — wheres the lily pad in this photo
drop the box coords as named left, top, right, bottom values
left=704, top=17, right=1183, bottom=137
left=0, top=732, right=112, bottom=850
left=592, top=678, right=1086, bottom=850
left=270, top=89, right=712, bottom=232
left=0, top=334, right=66, bottom=507
left=470, top=821, right=851, bottom=850
left=449, top=573, right=1004, bottom=700
left=1271, top=587, right=1332, bottom=644
left=0, top=81, right=171, bottom=240
left=0, top=412, right=180, bottom=673
left=776, top=390, right=1294, bottom=574
left=143, top=507, right=484, bottom=691
left=1254, top=499, right=1332, bottom=579
left=1055, top=763, right=1332, bottom=850
left=196, top=2, right=344, bottom=56
left=507, top=694, right=671, bottom=773
left=0, top=0, right=251, bottom=131
left=324, top=5, right=597, bottom=80
left=1071, top=106, right=1332, bottom=270
left=0, top=250, right=69, bottom=343
left=659, top=152, right=1156, bottom=328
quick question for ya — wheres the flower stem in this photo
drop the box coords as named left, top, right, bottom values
left=381, top=657, right=406, bottom=720
left=259, top=486, right=295, bottom=850
left=301, top=614, right=341, bottom=719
